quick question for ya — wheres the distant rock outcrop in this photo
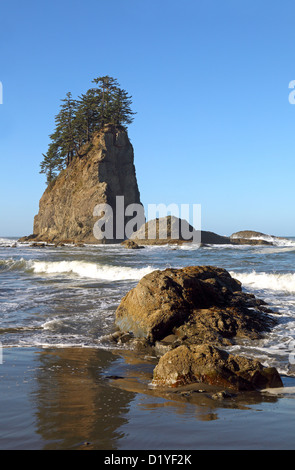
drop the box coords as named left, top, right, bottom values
left=129, top=216, right=273, bottom=246
left=25, top=125, right=142, bottom=244
left=230, top=229, right=291, bottom=245
left=230, top=230, right=270, bottom=239
left=130, top=215, right=200, bottom=245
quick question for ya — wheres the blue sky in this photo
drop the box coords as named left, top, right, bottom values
left=0, top=0, right=294, bottom=237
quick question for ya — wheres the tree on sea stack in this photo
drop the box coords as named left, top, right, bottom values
left=54, top=91, right=80, bottom=166
left=40, top=92, right=79, bottom=182
left=40, top=76, right=136, bottom=184
left=75, top=88, right=100, bottom=144
left=92, top=75, right=118, bottom=128
left=111, top=88, right=135, bottom=126
left=39, top=143, right=64, bottom=185
left=91, top=75, right=136, bottom=128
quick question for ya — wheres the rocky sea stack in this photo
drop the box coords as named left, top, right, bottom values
left=23, top=125, right=142, bottom=244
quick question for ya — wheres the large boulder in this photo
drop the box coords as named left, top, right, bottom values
left=152, top=343, right=283, bottom=391
left=115, top=266, right=277, bottom=346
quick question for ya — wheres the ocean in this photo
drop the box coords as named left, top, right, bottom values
left=1, top=235, right=295, bottom=450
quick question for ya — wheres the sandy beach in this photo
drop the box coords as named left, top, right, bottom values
left=1, top=346, right=295, bottom=450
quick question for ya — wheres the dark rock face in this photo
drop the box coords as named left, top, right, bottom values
left=152, top=343, right=283, bottom=391
left=120, top=240, right=144, bottom=249
left=31, top=125, right=142, bottom=244
left=115, top=266, right=276, bottom=345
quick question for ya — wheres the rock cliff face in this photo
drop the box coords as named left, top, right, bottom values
left=32, top=125, right=142, bottom=244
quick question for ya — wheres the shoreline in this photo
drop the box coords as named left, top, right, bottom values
left=1, top=345, right=295, bottom=450
left=1, top=240, right=295, bottom=449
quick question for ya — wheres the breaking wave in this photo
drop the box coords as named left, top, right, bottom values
left=0, top=257, right=155, bottom=280
left=29, top=260, right=155, bottom=281
left=230, top=270, right=295, bottom=294
left=0, top=258, right=28, bottom=271
left=0, top=238, right=18, bottom=246
left=231, top=234, right=295, bottom=247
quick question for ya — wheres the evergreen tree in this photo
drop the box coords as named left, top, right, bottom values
left=75, top=88, right=100, bottom=144
left=53, top=91, right=79, bottom=166
left=40, top=77, right=136, bottom=185
left=110, top=87, right=136, bottom=126
left=92, top=76, right=119, bottom=127
left=39, top=142, right=64, bottom=184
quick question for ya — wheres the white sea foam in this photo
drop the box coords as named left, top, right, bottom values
left=179, top=243, right=201, bottom=251
left=42, top=318, right=65, bottom=330
left=272, top=237, right=295, bottom=247
left=256, top=246, right=295, bottom=255
left=30, top=260, right=155, bottom=281
left=0, top=258, right=27, bottom=271
left=231, top=234, right=295, bottom=247
left=261, top=386, right=295, bottom=396
left=0, top=238, right=18, bottom=247
left=230, top=270, right=295, bottom=294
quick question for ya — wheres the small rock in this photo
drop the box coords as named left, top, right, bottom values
left=121, top=240, right=145, bottom=249
left=211, top=390, right=235, bottom=400
left=152, top=343, right=283, bottom=391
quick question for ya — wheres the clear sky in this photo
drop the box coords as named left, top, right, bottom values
left=0, top=0, right=294, bottom=237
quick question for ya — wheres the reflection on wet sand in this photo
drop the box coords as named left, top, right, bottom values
left=30, top=346, right=286, bottom=450
left=32, top=348, right=134, bottom=450
left=109, top=350, right=281, bottom=419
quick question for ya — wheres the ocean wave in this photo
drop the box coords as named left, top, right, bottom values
left=272, top=237, right=295, bottom=247
left=0, top=238, right=18, bottom=247
left=29, top=260, right=155, bottom=281
left=256, top=246, right=295, bottom=255
left=230, top=270, right=295, bottom=294
left=231, top=234, right=295, bottom=247
left=0, top=258, right=27, bottom=271
left=179, top=243, right=202, bottom=251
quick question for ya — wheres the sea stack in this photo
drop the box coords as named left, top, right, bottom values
left=32, top=125, right=143, bottom=244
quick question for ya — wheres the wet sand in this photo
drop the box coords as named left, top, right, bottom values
left=1, top=346, right=295, bottom=450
